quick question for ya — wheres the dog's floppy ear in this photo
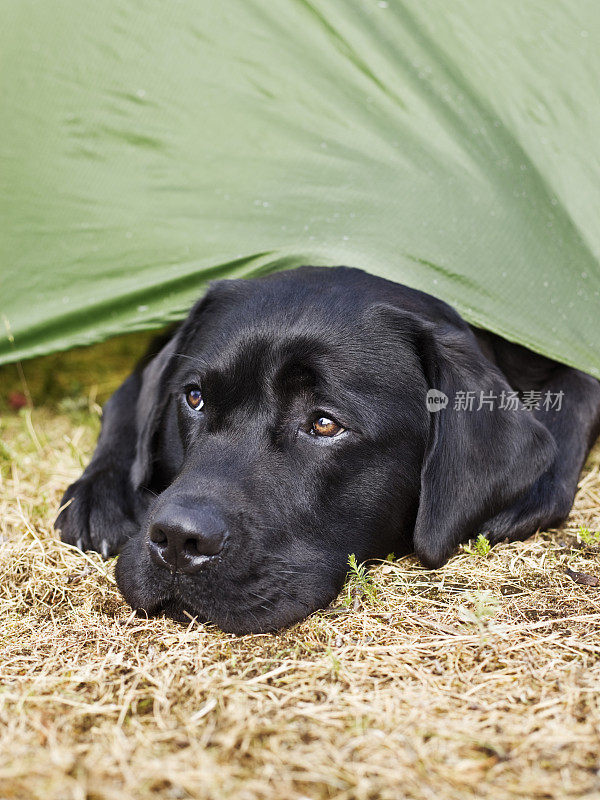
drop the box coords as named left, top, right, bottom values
left=130, top=281, right=236, bottom=492
left=130, top=331, right=183, bottom=492
left=376, top=304, right=556, bottom=568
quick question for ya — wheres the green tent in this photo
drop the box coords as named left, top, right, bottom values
left=1, top=0, right=599, bottom=375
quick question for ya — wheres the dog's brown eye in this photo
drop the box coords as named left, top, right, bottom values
left=185, top=386, right=204, bottom=411
left=311, top=416, right=344, bottom=437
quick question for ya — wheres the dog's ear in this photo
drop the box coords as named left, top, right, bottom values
left=375, top=304, right=556, bottom=568
left=129, top=283, right=234, bottom=492
left=130, top=331, right=183, bottom=492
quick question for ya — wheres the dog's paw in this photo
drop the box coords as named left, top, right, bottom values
left=55, top=466, right=139, bottom=558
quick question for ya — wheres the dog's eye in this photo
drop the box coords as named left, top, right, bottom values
left=310, top=416, right=344, bottom=437
left=185, top=385, right=204, bottom=411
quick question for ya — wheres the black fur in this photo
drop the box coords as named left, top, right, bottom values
left=55, top=267, right=600, bottom=634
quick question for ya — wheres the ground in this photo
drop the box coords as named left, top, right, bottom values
left=1, top=338, right=599, bottom=800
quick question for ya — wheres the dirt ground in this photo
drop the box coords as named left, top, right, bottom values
left=1, top=342, right=599, bottom=800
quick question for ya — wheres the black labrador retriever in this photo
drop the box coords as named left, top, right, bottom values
left=56, top=267, right=600, bottom=634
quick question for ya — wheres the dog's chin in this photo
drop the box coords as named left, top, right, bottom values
left=152, top=599, right=289, bottom=635
left=131, top=591, right=317, bottom=636
left=151, top=599, right=208, bottom=627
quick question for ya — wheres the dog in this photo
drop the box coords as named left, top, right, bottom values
left=55, top=266, right=600, bottom=634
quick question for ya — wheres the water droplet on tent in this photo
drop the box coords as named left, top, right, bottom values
left=581, top=30, right=589, bottom=37
left=550, top=297, right=557, bottom=304
left=543, top=281, right=549, bottom=288
left=320, top=141, right=327, bottom=149
left=62, top=296, right=69, bottom=304
left=550, top=198, right=557, bottom=206
left=342, top=236, right=349, bottom=240
left=125, top=231, right=132, bottom=239
left=137, top=305, right=149, bottom=313
left=501, top=271, right=507, bottom=278
left=581, top=271, right=588, bottom=278
left=262, top=201, right=269, bottom=208
left=433, top=279, right=438, bottom=285
left=591, top=367, right=599, bottom=376
left=378, top=1, right=389, bottom=7
left=136, top=89, right=146, bottom=99
left=303, top=225, right=309, bottom=231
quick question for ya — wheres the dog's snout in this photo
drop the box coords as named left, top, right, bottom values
left=148, top=503, right=227, bottom=574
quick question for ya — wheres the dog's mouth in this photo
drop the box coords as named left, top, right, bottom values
left=123, top=572, right=283, bottom=634
left=125, top=574, right=321, bottom=635
left=145, top=595, right=285, bottom=635
left=128, top=570, right=211, bottom=626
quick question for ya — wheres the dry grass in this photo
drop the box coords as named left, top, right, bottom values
left=1, top=347, right=600, bottom=800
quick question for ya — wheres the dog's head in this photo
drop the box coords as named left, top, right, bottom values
left=116, top=267, right=554, bottom=633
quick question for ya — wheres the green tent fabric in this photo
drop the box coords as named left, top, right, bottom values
left=1, top=1, right=599, bottom=375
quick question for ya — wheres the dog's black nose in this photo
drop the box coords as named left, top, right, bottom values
left=148, top=503, right=227, bottom=574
